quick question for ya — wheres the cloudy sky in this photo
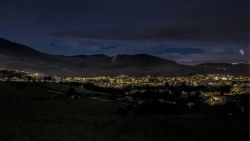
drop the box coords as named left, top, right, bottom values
left=0, top=0, right=248, bottom=64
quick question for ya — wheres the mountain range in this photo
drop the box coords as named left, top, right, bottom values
left=0, top=37, right=249, bottom=76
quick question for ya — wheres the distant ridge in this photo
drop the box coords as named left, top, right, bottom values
left=0, top=38, right=45, bottom=57
left=0, top=37, right=249, bottom=76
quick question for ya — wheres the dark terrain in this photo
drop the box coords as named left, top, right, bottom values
left=0, top=81, right=248, bottom=141
left=0, top=37, right=249, bottom=76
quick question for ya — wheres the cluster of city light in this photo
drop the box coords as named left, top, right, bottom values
left=0, top=69, right=249, bottom=96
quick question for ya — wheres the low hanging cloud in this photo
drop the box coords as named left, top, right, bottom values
left=99, top=46, right=117, bottom=50
left=52, top=23, right=248, bottom=43
left=149, top=44, right=205, bottom=55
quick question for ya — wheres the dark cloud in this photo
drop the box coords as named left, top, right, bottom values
left=99, top=46, right=117, bottom=50
left=52, top=23, right=248, bottom=43
left=150, top=45, right=205, bottom=55
left=49, top=43, right=57, bottom=47
left=0, top=0, right=248, bottom=64
left=146, top=25, right=249, bottom=42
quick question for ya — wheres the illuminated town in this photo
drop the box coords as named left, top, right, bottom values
left=0, top=69, right=249, bottom=107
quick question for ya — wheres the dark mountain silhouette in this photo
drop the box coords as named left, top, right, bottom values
left=196, top=63, right=249, bottom=76
left=0, top=38, right=53, bottom=59
left=0, top=37, right=249, bottom=76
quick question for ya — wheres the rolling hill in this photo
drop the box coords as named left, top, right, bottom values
left=0, top=37, right=249, bottom=76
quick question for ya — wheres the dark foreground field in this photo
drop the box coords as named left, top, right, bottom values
left=0, top=82, right=249, bottom=141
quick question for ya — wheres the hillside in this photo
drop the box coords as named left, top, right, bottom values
left=0, top=37, right=249, bottom=76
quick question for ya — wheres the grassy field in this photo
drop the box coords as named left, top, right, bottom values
left=0, top=82, right=249, bottom=141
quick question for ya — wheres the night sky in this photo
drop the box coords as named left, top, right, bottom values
left=0, top=0, right=248, bottom=64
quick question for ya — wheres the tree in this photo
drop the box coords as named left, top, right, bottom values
left=165, top=82, right=170, bottom=89
left=218, top=85, right=231, bottom=95
left=66, top=87, right=77, bottom=96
